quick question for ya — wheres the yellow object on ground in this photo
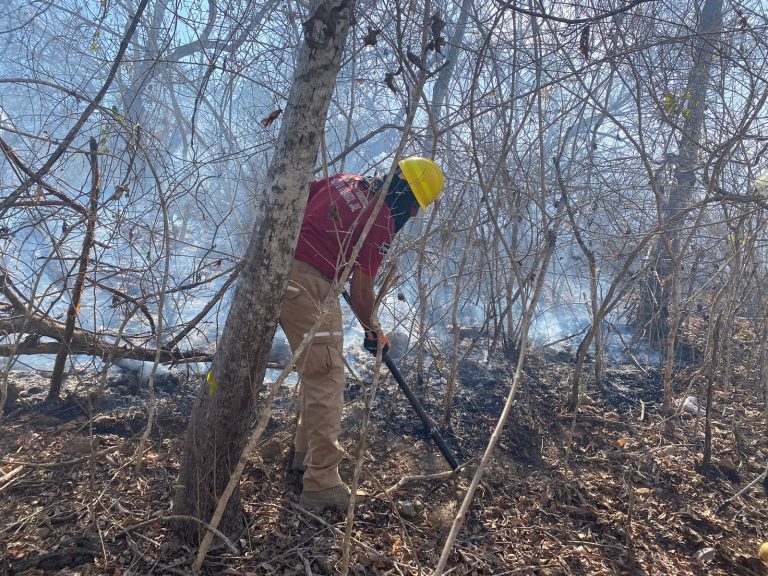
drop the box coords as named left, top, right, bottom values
left=759, top=542, right=768, bottom=562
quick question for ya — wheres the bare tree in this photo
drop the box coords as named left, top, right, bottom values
left=635, top=0, right=724, bottom=349
left=171, top=0, right=356, bottom=542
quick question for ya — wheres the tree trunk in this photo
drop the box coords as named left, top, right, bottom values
left=442, top=203, right=482, bottom=430
left=636, top=0, right=723, bottom=348
left=413, top=1, right=471, bottom=395
left=172, top=0, right=354, bottom=543
left=47, top=138, right=101, bottom=401
left=702, top=315, right=721, bottom=469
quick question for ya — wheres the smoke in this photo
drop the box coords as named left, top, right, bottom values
left=529, top=304, right=660, bottom=365
left=529, top=306, right=588, bottom=346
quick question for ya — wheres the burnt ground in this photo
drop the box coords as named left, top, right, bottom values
left=1, top=326, right=767, bottom=575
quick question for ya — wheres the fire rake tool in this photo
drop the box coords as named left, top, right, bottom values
left=342, top=291, right=460, bottom=470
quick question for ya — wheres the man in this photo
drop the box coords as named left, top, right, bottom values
left=280, top=156, right=443, bottom=512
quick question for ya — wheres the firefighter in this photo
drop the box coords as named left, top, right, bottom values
left=280, top=156, right=443, bottom=512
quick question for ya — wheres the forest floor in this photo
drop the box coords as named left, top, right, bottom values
left=1, top=319, right=768, bottom=575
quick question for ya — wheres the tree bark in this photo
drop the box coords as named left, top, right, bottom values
left=48, top=138, right=101, bottom=401
left=636, top=0, right=723, bottom=348
left=172, top=0, right=354, bottom=543
left=702, top=315, right=721, bottom=469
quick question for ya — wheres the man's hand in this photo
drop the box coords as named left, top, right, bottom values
left=363, top=329, right=390, bottom=357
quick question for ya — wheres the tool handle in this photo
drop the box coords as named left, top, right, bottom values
left=342, top=290, right=460, bottom=470
left=383, top=355, right=460, bottom=470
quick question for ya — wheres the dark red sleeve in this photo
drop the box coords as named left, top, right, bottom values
left=307, top=179, right=326, bottom=202
left=356, top=210, right=392, bottom=276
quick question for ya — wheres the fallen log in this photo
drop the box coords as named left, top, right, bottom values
left=0, top=313, right=210, bottom=363
left=0, top=338, right=212, bottom=363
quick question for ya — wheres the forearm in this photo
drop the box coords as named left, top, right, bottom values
left=351, top=300, right=377, bottom=333
left=349, top=271, right=378, bottom=332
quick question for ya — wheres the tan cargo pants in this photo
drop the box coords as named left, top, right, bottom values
left=280, top=260, right=346, bottom=491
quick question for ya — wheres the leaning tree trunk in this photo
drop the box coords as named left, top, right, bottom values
left=636, top=0, right=723, bottom=349
left=172, top=0, right=354, bottom=543
left=47, top=138, right=101, bottom=401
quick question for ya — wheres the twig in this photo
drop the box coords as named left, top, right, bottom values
left=0, top=0, right=152, bottom=217
left=540, top=325, right=589, bottom=349
left=288, top=501, right=414, bottom=571
left=120, top=515, right=238, bottom=554
left=298, top=550, right=314, bottom=575
left=494, top=567, right=556, bottom=576
left=0, top=464, right=24, bottom=485
left=123, top=533, right=189, bottom=576
left=48, top=137, right=101, bottom=401
left=612, top=327, right=649, bottom=376
left=368, top=473, right=424, bottom=575
left=191, top=295, right=332, bottom=572
left=164, top=261, right=243, bottom=350
left=625, top=480, right=635, bottom=566
left=341, top=352, right=363, bottom=384
left=2, top=445, right=118, bottom=468
left=432, top=199, right=565, bottom=576
left=565, top=539, right=624, bottom=550
left=239, top=504, right=327, bottom=570
left=715, top=461, right=768, bottom=514
left=134, top=179, right=172, bottom=476
left=375, top=462, right=472, bottom=498
left=339, top=348, right=385, bottom=575
left=147, top=540, right=170, bottom=575
left=0, top=474, right=26, bottom=495
left=95, top=521, right=109, bottom=576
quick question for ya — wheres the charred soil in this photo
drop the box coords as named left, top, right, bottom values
left=1, top=328, right=767, bottom=575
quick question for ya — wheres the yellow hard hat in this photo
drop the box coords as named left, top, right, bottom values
left=398, top=157, right=444, bottom=210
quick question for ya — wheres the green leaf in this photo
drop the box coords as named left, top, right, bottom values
left=89, top=30, right=101, bottom=53
left=663, top=92, right=676, bottom=114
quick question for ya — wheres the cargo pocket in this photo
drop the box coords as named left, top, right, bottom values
left=303, top=342, right=345, bottom=382
left=280, top=279, right=310, bottom=353
left=303, top=343, right=333, bottom=378
left=284, top=280, right=303, bottom=300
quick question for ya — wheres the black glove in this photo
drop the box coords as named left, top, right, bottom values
left=363, top=330, right=390, bottom=357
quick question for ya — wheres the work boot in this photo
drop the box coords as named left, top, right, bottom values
left=299, top=483, right=350, bottom=513
left=290, top=451, right=307, bottom=472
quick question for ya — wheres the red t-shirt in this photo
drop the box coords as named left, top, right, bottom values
left=294, top=174, right=394, bottom=281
